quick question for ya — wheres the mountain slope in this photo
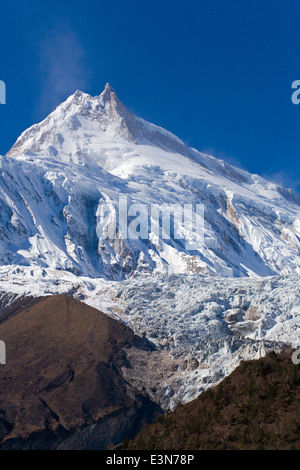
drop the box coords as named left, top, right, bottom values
left=0, top=295, right=161, bottom=449
left=122, top=349, right=300, bottom=450
left=1, top=84, right=300, bottom=278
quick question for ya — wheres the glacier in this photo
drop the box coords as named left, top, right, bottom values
left=0, top=265, right=299, bottom=407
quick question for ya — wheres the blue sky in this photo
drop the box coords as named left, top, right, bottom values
left=1, top=0, right=300, bottom=190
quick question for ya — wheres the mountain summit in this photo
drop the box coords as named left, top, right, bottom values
left=7, top=83, right=188, bottom=164
left=1, top=84, right=300, bottom=278
left=99, top=82, right=119, bottom=103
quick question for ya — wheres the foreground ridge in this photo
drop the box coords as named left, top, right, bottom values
left=0, top=295, right=161, bottom=450
left=122, top=349, right=300, bottom=450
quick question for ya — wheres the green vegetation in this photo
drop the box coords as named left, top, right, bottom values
left=122, top=349, right=300, bottom=450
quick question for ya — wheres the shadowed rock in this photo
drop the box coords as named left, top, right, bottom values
left=0, top=294, right=161, bottom=449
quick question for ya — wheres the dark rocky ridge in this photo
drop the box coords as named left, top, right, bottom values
left=0, top=294, right=161, bottom=449
left=0, top=292, right=42, bottom=324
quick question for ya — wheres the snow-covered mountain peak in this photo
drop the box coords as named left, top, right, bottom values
left=2, top=84, right=300, bottom=279
left=7, top=83, right=189, bottom=164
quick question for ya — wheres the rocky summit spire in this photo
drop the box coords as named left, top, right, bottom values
left=100, top=83, right=118, bottom=105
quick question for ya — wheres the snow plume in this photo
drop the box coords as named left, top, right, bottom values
left=38, top=23, right=89, bottom=116
left=262, top=170, right=300, bottom=195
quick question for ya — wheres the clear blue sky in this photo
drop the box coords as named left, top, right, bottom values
left=1, top=0, right=300, bottom=190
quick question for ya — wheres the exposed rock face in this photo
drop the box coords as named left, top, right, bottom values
left=0, top=295, right=161, bottom=449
